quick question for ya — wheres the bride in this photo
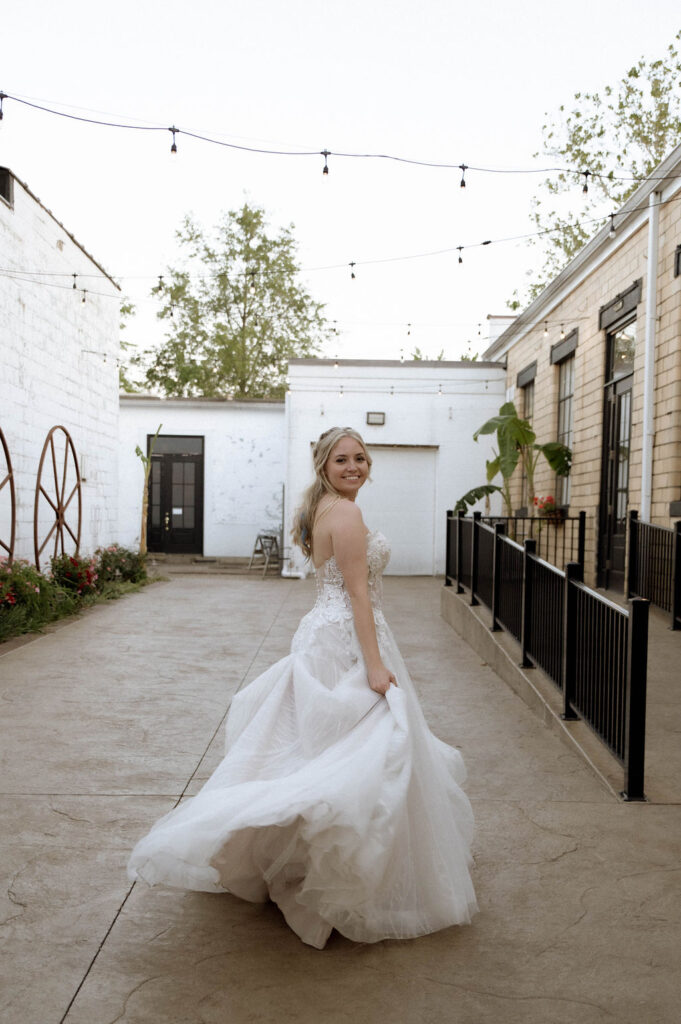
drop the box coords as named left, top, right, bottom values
left=128, top=426, right=477, bottom=948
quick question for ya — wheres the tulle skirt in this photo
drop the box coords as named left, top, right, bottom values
left=128, top=611, right=477, bottom=948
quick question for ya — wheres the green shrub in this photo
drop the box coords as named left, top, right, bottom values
left=50, top=554, right=99, bottom=596
left=95, top=545, right=147, bottom=584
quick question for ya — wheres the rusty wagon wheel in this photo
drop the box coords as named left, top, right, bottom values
left=0, top=427, right=16, bottom=564
left=34, top=426, right=82, bottom=571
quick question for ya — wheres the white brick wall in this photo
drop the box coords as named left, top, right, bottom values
left=118, top=398, right=286, bottom=556
left=0, top=172, right=120, bottom=564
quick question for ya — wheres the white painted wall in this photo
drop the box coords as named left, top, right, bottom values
left=284, top=359, right=506, bottom=576
left=118, top=398, right=285, bottom=555
left=0, top=171, right=120, bottom=564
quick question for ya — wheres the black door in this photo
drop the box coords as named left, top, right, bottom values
left=598, top=322, right=635, bottom=590
left=147, top=436, right=204, bottom=555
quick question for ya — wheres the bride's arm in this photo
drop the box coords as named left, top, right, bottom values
left=330, top=502, right=396, bottom=696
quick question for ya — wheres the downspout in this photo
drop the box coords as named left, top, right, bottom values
left=641, top=192, right=660, bottom=522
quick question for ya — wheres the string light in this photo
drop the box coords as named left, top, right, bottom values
left=349, top=262, right=356, bottom=280
left=582, top=170, right=590, bottom=194
left=3, top=91, right=677, bottom=189
left=609, top=213, right=617, bottom=238
left=560, top=324, right=565, bottom=339
left=72, top=273, right=77, bottom=290
left=334, top=354, right=339, bottom=369
left=339, top=384, right=343, bottom=397
left=81, top=289, right=87, bottom=304
left=457, top=247, right=463, bottom=264
left=544, top=321, right=548, bottom=337
left=407, top=323, right=411, bottom=336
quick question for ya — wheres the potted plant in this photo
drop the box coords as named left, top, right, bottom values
left=534, top=495, right=565, bottom=523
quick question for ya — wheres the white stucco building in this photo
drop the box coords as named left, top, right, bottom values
left=0, top=168, right=121, bottom=566
left=118, top=359, right=506, bottom=575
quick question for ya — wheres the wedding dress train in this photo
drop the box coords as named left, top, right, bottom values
left=128, top=532, right=477, bottom=948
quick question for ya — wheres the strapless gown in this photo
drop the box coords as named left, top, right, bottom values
left=127, top=532, right=477, bottom=948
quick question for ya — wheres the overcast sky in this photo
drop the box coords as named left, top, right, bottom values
left=2, top=1, right=680, bottom=364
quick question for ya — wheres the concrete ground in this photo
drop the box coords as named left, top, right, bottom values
left=1, top=575, right=680, bottom=1024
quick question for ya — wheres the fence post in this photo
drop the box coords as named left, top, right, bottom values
left=622, top=596, right=649, bottom=801
left=577, top=510, right=586, bottom=567
left=521, top=537, right=536, bottom=668
left=445, top=511, right=453, bottom=586
left=470, top=511, right=481, bottom=606
left=561, top=562, right=582, bottom=719
left=626, top=509, right=639, bottom=599
left=671, top=521, right=681, bottom=631
left=491, top=522, right=505, bottom=631
left=456, top=510, right=464, bottom=594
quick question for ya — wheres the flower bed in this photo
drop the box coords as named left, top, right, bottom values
left=0, top=546, right=151, bottom=644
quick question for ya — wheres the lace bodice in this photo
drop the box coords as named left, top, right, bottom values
left=314, top=530, right=390, bottom=608
left=291, top=532, right=391, bottom=654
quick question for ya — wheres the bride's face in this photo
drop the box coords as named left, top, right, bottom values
left=324, top=436, right=369, bottom=500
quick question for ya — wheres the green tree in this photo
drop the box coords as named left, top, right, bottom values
left=511, top=30, right=681, bottom=307
left=118, top=298, right=138, bottom=393
left=410, top=346, right=445, bottom=360
left=142, top=204, right=326, bottom=398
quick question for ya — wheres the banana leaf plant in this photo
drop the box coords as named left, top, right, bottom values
left=455, top=402, right=572, bottom=517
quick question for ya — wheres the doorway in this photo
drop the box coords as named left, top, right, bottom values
left=598, top=322, right=635, bottom=590
left=147, top=435, right=204, bottom=554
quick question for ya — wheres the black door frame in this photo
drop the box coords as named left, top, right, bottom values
left=598, top=322, right=635, bottom=590
left=146, top=435, right=204, bottom=555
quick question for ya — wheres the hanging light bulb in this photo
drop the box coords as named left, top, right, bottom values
left=457, top=247, right=463, bottom=264
left=334, top=354, right=339, bottom=370
left=560, top=324, right=565, bottom=340
left=459, top=164, right=467, bottom=188
left=72, top=273, right=77, bottom=290
left=339, top=384, right=344, bottom=398
left=349, top=262, right=356, bottom=279
left=169, top=303, right=174, bottom=318
left=169, top=127, right=178, bottom=154
left=321, top=149, right=330, bottom=176
left=582, top=170, right=590, bottom=194
left=400, top=348, right=404, bottom=363
left=407, top=323, right=411, bottom=337
left=438, top=383, right=443, bottom=396
left=81, top=290, right=87, bottom=305
left=543, top=321, right=548, bottom=338
left=609, top=213, right=616, bottom=239
left=158, top=275, right=164, bottom=290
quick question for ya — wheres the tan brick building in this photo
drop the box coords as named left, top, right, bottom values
left=484, top=145, right=681, bottom=591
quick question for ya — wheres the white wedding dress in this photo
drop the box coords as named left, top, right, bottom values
left=128, top=532, right=477, bottom=948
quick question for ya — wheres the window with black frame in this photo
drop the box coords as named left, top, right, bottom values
left=556, top=356, right=575, bottom=507
left=550, top=330, right=577, bottom=508
left=516, top=361, right=536, bottom=513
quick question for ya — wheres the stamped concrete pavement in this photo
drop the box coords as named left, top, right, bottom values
left=1, top=575, right=679, bottom=1024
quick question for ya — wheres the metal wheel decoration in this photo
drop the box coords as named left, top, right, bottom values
left=34, top=426, right=82, bottom=570
left=0, top=427, right=16, bottom=564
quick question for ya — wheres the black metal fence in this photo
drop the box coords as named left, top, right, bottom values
left=446, top=510, right=650, bottom=800
left=481, top=511, right=586, bottom=570
left=627, top=510, right=681, bottom=630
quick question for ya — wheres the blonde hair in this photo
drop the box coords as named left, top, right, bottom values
left=291, top=427, right=372, bottom=558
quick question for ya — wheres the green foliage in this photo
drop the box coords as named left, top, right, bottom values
left=0, top=548, right=154, bottom=644
left=453, top=484, right=502, bottom=515
left=50, top=554, right=100, bottom=596
left=512, top=30, right=681, bottom=307
left=138, top=203, right=327, bottom=398
left=95, top=545, right=147, bottom=584
left=118, top=298, right=139, bottom=393
left=457, top=402, right=572, bottom=516
left=410, top=346, right=445, bottom=361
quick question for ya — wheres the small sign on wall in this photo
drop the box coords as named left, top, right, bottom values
left=366, top=412, right=385, bottom=426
